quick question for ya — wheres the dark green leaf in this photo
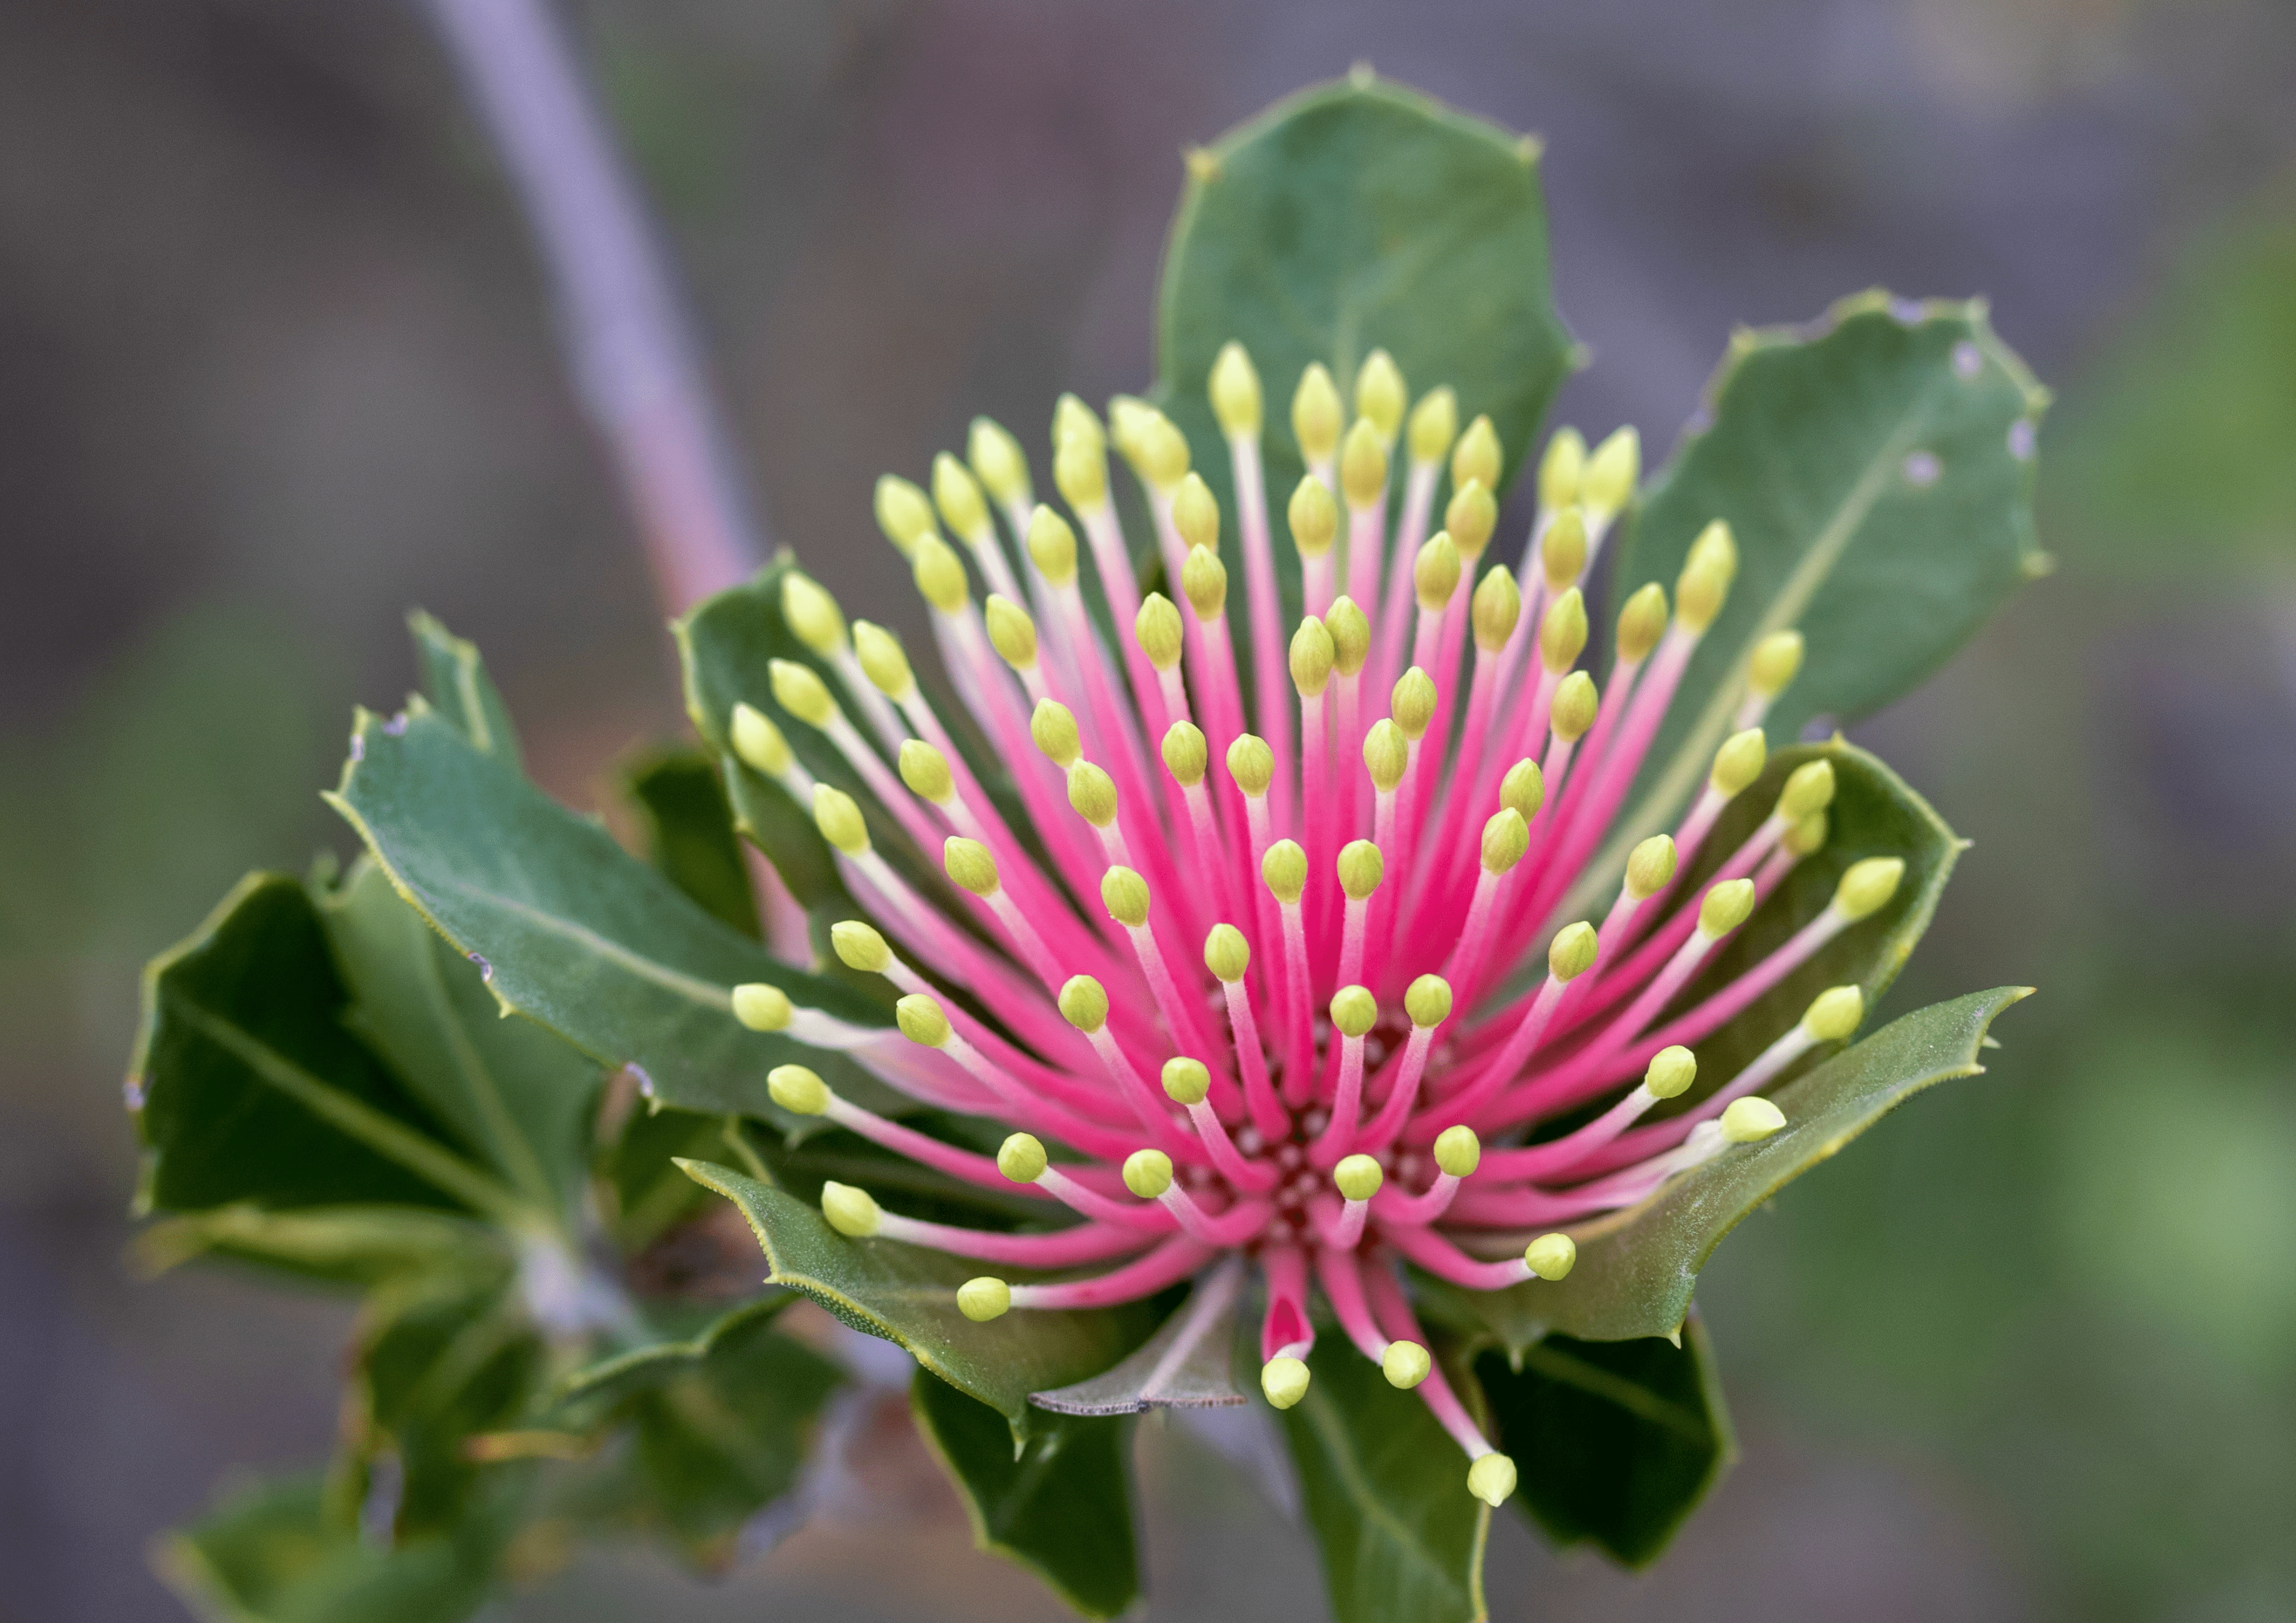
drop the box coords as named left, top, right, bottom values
left=679, top=1159, right=1157, bottom=1439
left=1279, top=1335, right=1488, bottom=1623
left=623, top=746, right=760, bottom=939
left=912, top=1368, right=1140, bottom=1620
left=408, top=610, right=521, bottom=773
left=552, top=1293, right=798, bottom=1412
left=1475, top=1314, right=1734, bottom=1567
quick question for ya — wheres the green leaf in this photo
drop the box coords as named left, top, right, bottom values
left=133, top=1204, right=502, bottom=1290
left=1426, top=986, right=2032, bottom=1350
left=1279, top=1336, right=1489, bottom=1623
left=1474, top=1314, right=1734, bottom=1568
left=911, top=1369, right=1141, bottom=1620
left=325, top=704, right=898, bottom=1126
left=678, top=1159, right=1157, bottom=1439
left=1583, top=293, right=2048, bottom=911
left=1030, top=1255, right=1246, bottom=1414
left=408, top=610, right=521, bottom=773
left=623, top=746, right=761, bottom=939
left=1159, top=76, right=1572, bottom=513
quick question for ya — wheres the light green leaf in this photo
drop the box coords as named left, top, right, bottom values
left=912, top=1369, right=1141, bottom=1619
left=1030, top=1256, right=1246, bottom=1415
left=408, top=610, right=521, bottom=772
left=133, top=1204, right=502, bottom=1290
left=623, top=746, right=761, bottom=939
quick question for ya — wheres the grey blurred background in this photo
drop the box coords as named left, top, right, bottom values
left=4, top=1, right=2294, bottom=1619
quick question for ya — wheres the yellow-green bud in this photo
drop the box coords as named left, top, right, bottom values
left=1106, top=394, right=1153, bottom=462
left=1453, top=414, right=1502, bottom=494
left=1204, top=924, right=1251, bottom=984
left=1541, top=508, right=1588, bottom=590
left=1540, top=587, right=1588, bottom=674
left=1162, top=721, right=1209, bottom=787
left=1549, top=671, right=1599, bottom=742
left=1481, top=807, right=1531, bottom=874
left=1331, top=985, right=1378, bottom=1039
left=1262, top=1356, right=1311, bottom=1409
left=1288, top=475, right=1338, bottom=558
left=1644, top=1046, right=1697, bottom=1100
left=1697, top=878, right=1757, bottom=937
left=874, top=474, right=936, bottom=555
left=1391, top=667, right=1437, bottom=741
left=1058, top=975, right=1109, bottom=1034
left=932, top=450, right=990, bottom=539
left=1210, top=341, right=1263, bottom=436
left=1162, top=1056, right=1211, bottom=1107
left=1539, top=426, right=1586, bottom=511
left=769, top=658, right=837, bottom=729
left=1748, top=629, right=1805, bottom=699
left=1293, top=362, right=1342, bottom=464
left=1471, top=565, right=1521, bottom=653
left=1710, top=728, right=1768, bottom=797
left=1025, top=505, right=1079, bottom=587
left=1333, top=1151, right=1383, bottom=1201
left=731, top=982, right=793, bottom=1032
left=1339, top=418, right=1388, bottom=509
left=943, top=837, right=1002, bottom=898
left=729, top=702, right=791, bottom=777
left=1136, top=592, right=1185, bottom=671
left=1801, top=985, right=1864, bottom=1041
left=1676, top=520, right=1737, bottom=632
left=1181, top=547, right=1229, bottom=620
left=957, top=1277, right=1011, bottom=1322
left=1625, top=834, right=1679, bottom=900
left=1835, top=856, right=1905, bottom=921
left=1382, top=1340, right=1432, bottom=1390
left=894, top=994, right=951, bottom=1048
left=1123, top=1148, right=1174, bottom=1199
left=1101, top=865, right=1151, bottom=928
left=998, top=1133, right=1048, bottom=1183
left=897, top=740, right=953, bottom=804
left=1173, top=472, right=1220, bottom=553
left=1053, top=393, right=1103, bottom=453
left=813, top=784, right=869, bottom=855
left=1784, top=809, right=1830, bottom=858
left=820, top=1181, right=881, bottom=1237
left=1524, top=1233, right=1577, bottom=1279
left=1326, top=595, right=1370, bottom=677
left=1031, top=699, right=1080, bottom=767
left=1406, top=974, right=1454, bottom=1029
left=1415, top=533, right=1462, bottom=611
left=1053, top=433, right=1107, bottom=511
left=1582, top=426, right=1640, bottom=518
left=767, top=1063, right=829, bottom=1116
left=1407, top=386, right=1458, bottom=465
left=984, top=594, right=1039, bottom=670
left=1227, top=733, right=1274, bottom=798
left=1263, top=840, right=1308, bottom=905
left=849, top=621, right=913, bottom=701
left=1291, top=616, right=1335, bottom=698
left=1354, top=349, right=1406, bottom=441
left=781, top=571, right=847, bottom=655
left=912, top=534, right=970, bottom=614
left=968, top=416, right=1031, bottom=506
left=1337, top=840, right=1384, bottom=901
left=1433, top=1123, right=1480, bottom=1176
left=1501, top=758, right=1546, bottom=823
left=1134, top=410, right=1190, bottom=491
left=1720, top=1096, right=1788, bottom=1143
left=1364, top=719, right=1409, bottom=793
left=1617, top=583, right=1669, bottom=664
left=830, top=919, right=890, bottom=974
left=1548, top=921, right=1599, bottom=981
left=1468, top=1452, right=1519, bottom=1508
left=1777, top=759, right=1836, bottom=820
left=1446, top=480, right=1498, bottom=561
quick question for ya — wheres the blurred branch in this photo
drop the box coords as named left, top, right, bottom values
left=421, top=0, right=763, bottom=612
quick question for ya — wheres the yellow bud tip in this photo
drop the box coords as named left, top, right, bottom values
left=1433, top=1124, right=1481, bottom=1177
left=1292, top=362, right=1342, bottom=463
left=1481, top=807, right=1531, bottom=875
left=957, top=1277, right=1011, bottom=1322
left=1710, top=728, right=1768, bottom=797
left=1777, top=758, right=1837, bottom=820
left=968, top=416, right=1031, bottom=506
left=1161, top=1057, right=1211, bottom=1107
left=1721, top=1096, right=1788, bottom=1144
left=1172, top=472, right=1220, bottom=554
left=1106, top=395, right=1154, bottom=463
left=894, top=994, right=951, bottom=1049
left=851, top=620, right=915, bottom=700
left=1134, top=409, right=1190, bottom=490
left=729, top=702, right=791, bottom=778
left=1407, top=386, right=1458, bottom=464
left=1446, top=479, right=1498, bottom=558
left=1784, top=809, right=1830, bottom=858
left=1052, top=393, right=1104, bottom=454
left=1644, top=1045, right=1697, bottom=1100
left=1802, top=985, right=1865, bottom=1042
left=1676, top=520, right=1738, bottom=632
left=1210, top=341, right=1263, bottom=436
left=1031, top=699, right=1081, bottom=767
left=932, top=450, right=990, bottom=538
left=731, top=982, right=793, bottom=1032
left=1540, top=586, right=1589, bottom=673
left=1541, top=507, right=1588, bottom=590
left=1501, top=758, right=1546, bottom=823
left=1263, top=840, right=1308, bottom=905
left=1337, top=840, right=1385, bottom=902
left=1330, top=986, right=1378, bottom=1040
left=1123, top=1148, right=1175, bottom=1200
left=1382, top=1339, right=1433, bottom=1389
left=1414, top=533, right=1462, bottom=611
left=984, top=594, right=1039, bottom=670
left=1135, top=592, right=1185, bottom=670
left=1363, top=719, right=1410, bottom=794
left=767, top=1064, right=830, bottom=1116
left=1058, top=975, right=1109, bottom=1035
left=781, top=571, right=847, bottom=655
left=1053, top=432, right=1108, bottom=511
left=1834, top=856, right=1906, bottom=921
left=812, top=784, right=870, bottom=856
left=1353, top=349, right=1406, bottom=440
left=1468, top=1452, right=1520, bottom=1508
left=874, top=474, right=936, bottom=554
left=1290, top=616, right=1336, bottom=698
left=943, top=837, right=1001, bottom=898
left=1625, top=834, right=1679, bottom=900
left=1325, top=596, right=1371, bottom=676
left=1391, top=667, right=1438, bottom=740
left=1287, top=474, right=1339, bottom=557
left=1204, top=924, right=1251, bottom=984
left=997, top=1133, right=1048, bottom=1183
left=1262, top=1356, right=1311, bottom=1409
left=1181, top=545, right=1229, bottom=620
left=1339, top=417, right=1389, bottom=508
left=1333, top=1153, right=1384, bottom=1202
left=1453, top=414, right=1503, bottom=494
left=1581, top=425, right=1641, bottom=518
left=1548, top=922, right=1599, bottom=982
left=829, top=919, right=891, bottom=974
left=1227, top=734, right=1275, bottom=798
left=1539, top=425, right=1586, bottom=511
left=1101, top=865, right=1151, bottom=928
left=1471, top=564, right=1521, bottom=653
left=1549, top=670, right=1599, bottom=743
left=1405, top=973, right=1454, bottom=1029
left=1616, top=582, right=1669, bottom=663
left=1748, top=629, right=1805, bottom=699
left=768, top=657, right=837, bottom=729
left=820, top=1181, right=882, bottom=1238
left=1697, top=878, right=1758, bottom=938
left=1025, top=504, right=1080, bottom=585
left=898, top=739, right=954, bottom=804
left=1162, top=720, right=1209, bottom=787
left=912, top=533, right=970, bottom=613
left=1524, top=1233, right=1577, bottom=1279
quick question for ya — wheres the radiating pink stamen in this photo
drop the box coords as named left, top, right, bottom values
left=1007, top=1235, right=1218, bottom=1310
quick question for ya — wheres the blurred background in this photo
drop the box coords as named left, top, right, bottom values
left=4, top=1, right=2294, bottom=1618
